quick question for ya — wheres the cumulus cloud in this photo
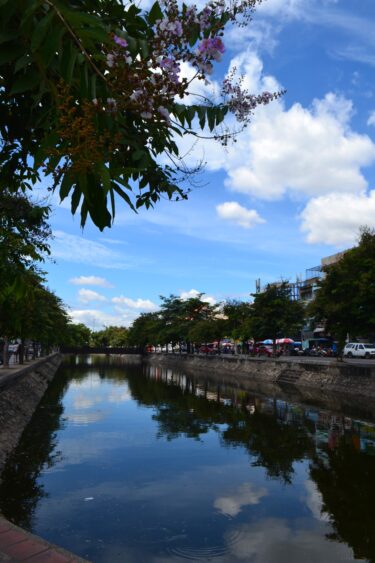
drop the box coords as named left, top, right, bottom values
left=178, top=51, right=375, bottom=207
left=180, top=289, right=216, bottom=306
left=78, top=289, right=108, bottom=304
left=300, top=190, right=375, bottom=245
left=69, top=309, right=128, bottom=329
left=70, top=276, right=113, bottom=288
left=224, top=89, right=375, bottom=200
left=112, top=296, right=158, bottom=310
left=216, top=201, right=265, bottom=229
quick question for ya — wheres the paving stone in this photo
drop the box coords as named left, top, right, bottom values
left=0, top=522, right=11, bottom=534
left=4, top=539, right=48, bottom=560
left=0, top=530, right=27, bottom=548
left=24, top=550, right=73, bottom=563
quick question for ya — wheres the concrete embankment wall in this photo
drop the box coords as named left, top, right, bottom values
left=0, top=353, right=62, bottom=480
left=144, top=353, right=375, bottom=399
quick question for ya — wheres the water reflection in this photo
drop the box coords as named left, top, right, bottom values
left=0, top=356, right=374, bottom=561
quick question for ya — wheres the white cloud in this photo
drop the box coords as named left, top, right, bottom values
left=224, top=90, right=375, bottom=200
left=368, top=111, right=375, bottom=127
left=216, top=201, right=265, bottom=229
left=112, top=296, right=158, bottom=310
left=69, top=309, right=128, bottom=329
left=52, top=231, right=139, bottom=270
left=177, top=51, right=375, bottom=206
left=300, top=190, right=375, bottom=245
left=78, top=289, right=108, bottom=304
left=69, top=276, right=113, bottom=288
left=180, top=289, right=217, bottom=306
left=214, top=482, right=268, bottom=517
left=257, top=0, right=307, bottom=19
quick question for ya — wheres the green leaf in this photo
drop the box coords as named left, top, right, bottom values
left=0, top=44, right=24, bottom=65
left=197, top=106, right=206, bottom=129
left=207, top=108, right=216, bottom=131
left=0, top=31, right=15, bottom=44
left=14, top=54, right=30, bottom=73
left=60, top=43, right=78, bottom=83
left=59, top=173, right=73, bottom=201
left=31, top=11, right=55, bottom=52
left=10, top=69, right=40, bottom=94
left=188, top=23, right=200, bottom=47
left=148, top=2, right=163, bottom=25
left=40, top=24, right=65, bottom=66
left=138, top=39, right=149, bottom=58
left=71, top=185, right=82, bottom=214
left=99, top=165, right=111, bottom=193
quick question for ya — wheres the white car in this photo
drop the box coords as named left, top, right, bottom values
left=344, top=343, right=375, bottom=359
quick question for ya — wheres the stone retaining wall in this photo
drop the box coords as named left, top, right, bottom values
left=0, top=353, right=62, bottom=482
left=144, top=353, right=375, bottom=399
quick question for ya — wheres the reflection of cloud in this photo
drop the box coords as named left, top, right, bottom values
left=72, top=394, right=103, bottom=410
left=214, top=482, right=267, bottom=517
left=226, top=518, right=356, bottom=562
left=304, top=479, right=330, bottom=522
left=70, top=375, right=102, bottom=389
left=107, top=389, right=132, bottom=403
left=66, top=411, right=105, bottom=425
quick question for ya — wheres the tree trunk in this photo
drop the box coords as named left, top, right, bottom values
left=3, top=336, right=9, bottom=368
left=19, top=339, right=24, bottom=364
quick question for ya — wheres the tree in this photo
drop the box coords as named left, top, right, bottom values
left=63, top=322, right=92, bottom=347
left=0, top=191, right=55, bottom=365
left=223, top=300, right=253, bottom=351
left=127, top=312, right=162, bottom=349
left=251, top=283, right=305, bottom=354
left=90, top=325, right=128, bottom=347
left=0, top=0, right=281, bottom=230
left=309, top=228, right=375, bottom=349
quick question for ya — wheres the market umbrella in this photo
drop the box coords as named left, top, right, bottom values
left=276, top=338, right=294, bottom=344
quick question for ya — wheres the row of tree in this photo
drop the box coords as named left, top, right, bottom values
left=125, top=286, right=305, bottom=354
left=0, top=190, right=72, bottom=366
left=124, top=228, right=375, bottom=353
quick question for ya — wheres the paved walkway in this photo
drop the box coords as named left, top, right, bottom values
left=0, top=518, right=88, bottom=562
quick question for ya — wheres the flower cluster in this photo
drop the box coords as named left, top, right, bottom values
left=222, top=71, right=284, bottom=122
left=98, top=0, right=280, bottom=135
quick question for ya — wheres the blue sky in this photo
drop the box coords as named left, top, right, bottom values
left=38, top=0, right=375, bottom=329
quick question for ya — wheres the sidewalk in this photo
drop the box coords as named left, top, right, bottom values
left=0, top=517, right=88, bottom=562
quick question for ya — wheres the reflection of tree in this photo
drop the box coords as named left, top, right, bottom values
left=310, top=439, right=375, bottom=561
left=0, top=368, right=71, bottom=529
left=127, top=371, right=314, bottom=483
left=223, top=410, right=314, bottom=484
left=127, top=372, right=228, bottom=440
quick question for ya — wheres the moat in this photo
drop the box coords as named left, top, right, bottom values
left=1, top=355, right=374, bottom=562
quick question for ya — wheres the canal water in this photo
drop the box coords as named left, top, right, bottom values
left=0, top=356, right=374, bottom=562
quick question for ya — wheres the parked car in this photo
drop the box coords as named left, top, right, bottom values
left=199, top=345, right=217, bottom=354
left=256, top=345, right=273, bottom=357
left=344, top=343, right=375, bottom=359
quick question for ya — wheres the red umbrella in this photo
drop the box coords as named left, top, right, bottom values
left=276, top=338, right=294, bottom=344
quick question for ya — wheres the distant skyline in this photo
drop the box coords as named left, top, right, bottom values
left=37, top=0, right=375, bottom=329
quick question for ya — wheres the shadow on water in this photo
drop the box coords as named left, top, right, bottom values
left=1, top=355, right=375, bottom=561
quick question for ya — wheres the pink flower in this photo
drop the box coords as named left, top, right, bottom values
left=114, top=35, right=128, bottom=48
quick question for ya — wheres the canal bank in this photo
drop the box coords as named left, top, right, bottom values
left=143, top=353, right=375, bottom=400
left=0, top=354, right=63, bottom=480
